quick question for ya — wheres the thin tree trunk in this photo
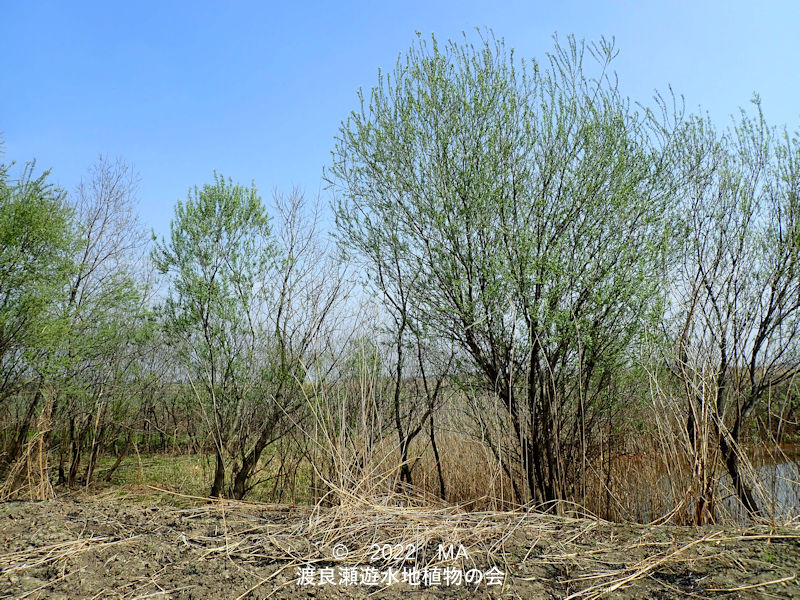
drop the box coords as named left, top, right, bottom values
left=210, top=448, right=225, bottom=497
left=719, top=427, right=761, bottom=518
left=1, top=381, right=44, bottom=472
left=429, top=413, right=446, bottom=500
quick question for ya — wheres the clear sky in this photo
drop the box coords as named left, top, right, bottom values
left=2, top=1, right=799, bottom=238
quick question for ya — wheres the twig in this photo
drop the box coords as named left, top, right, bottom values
left=707, top=574, right=796, bottom=593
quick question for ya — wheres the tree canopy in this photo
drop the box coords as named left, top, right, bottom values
left=328, top=32, right=682, bottom=503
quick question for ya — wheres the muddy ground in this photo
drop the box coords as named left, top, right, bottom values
left=1, top=490, right=799, bottom=599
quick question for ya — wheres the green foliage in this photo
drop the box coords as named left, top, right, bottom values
left=152, top=172, right=280, bottom=496
left=0, top=158, right=76, bottom=381
left=676, top=100, right=800, bottom=399
left=666, top=98, right=800, bottom=518
left=328, top=31, right=682, bottom=501
left=331, top=32, right=676, bottom=370
left=153, top=173, right=277, bottom=378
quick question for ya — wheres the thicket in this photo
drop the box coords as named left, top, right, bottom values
left=1, top=33, right=799, bottom=525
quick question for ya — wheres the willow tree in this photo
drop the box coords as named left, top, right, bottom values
left=672, top=103, right=800, bottom=521
left=56, top=156, right=152, bottom=487
left=153, top=175, right=278, bottom=498
left=0, top=157, right=76, bottom=472
left=328, top=32, right=680, bottom=505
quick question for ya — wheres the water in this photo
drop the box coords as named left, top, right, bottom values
left=719, top=454, right=800, bottom=523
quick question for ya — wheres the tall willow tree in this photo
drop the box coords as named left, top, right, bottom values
left=672, top=103, right=800, bottom=521
left=153, top=175, right=278, bottom=498
left=328, top=32, right=680, bottom=505
left=55, top=156, right=152, bottom=487
left=0, top=157, right=76, bottom=471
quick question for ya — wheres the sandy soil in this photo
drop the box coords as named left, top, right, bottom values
left=1, top=491, right=799, bottom=599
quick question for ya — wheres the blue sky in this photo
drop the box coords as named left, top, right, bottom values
left=2, top=1, right=799, bottom=238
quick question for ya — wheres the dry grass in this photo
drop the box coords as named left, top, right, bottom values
left=2, top=482, right=799, bottom=599
left=0, top=394, right=55, bottom=502
left=131, top=486, right=800, bottom=598
left=0, top=536, right=139, bottom=576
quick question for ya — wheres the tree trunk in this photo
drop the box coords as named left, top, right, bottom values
left=102, top=432, right=131, bottom=481
left=232, top=436, right=267, bottom=500
left=719, top=429, right=761, bottom=518
left=67, top=416, right=82, bottom=486
left=429, top=413, right=445, bottom=500
left=1, top=383, right=43, bottom=472
left=210, top=449, right=225, bottom=498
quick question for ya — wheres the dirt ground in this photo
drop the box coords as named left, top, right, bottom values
left=1, top=490, right=799, bottom=599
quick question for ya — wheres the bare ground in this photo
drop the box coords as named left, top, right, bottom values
left=1, top=489, right=799, bottom=599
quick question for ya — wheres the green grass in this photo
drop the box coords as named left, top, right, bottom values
left=93, top=451, right=315, bottom=503
left=98, top=453, right=209, bottom=497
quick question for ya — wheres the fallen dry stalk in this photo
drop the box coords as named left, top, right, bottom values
left=564, top=533, right=723, bottom=599
left=707, top=574, right=796, bottom=593
left=0, top=535, right=139, bottom=575
left=5, top=489, right=798, bottom=599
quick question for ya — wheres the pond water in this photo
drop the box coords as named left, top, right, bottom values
left=719, top=453, right=800, bottom=523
